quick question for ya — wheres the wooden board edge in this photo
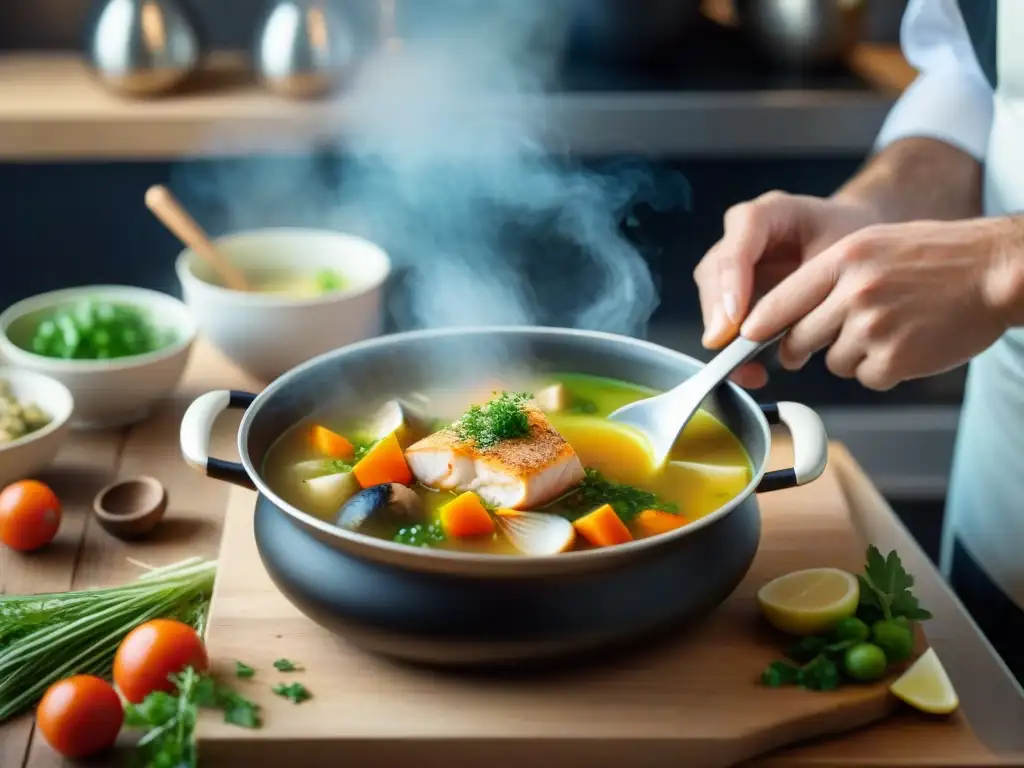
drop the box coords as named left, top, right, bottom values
left=831, top=445, right=1024, bottom=761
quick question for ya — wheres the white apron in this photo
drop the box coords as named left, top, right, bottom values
left=940, top=0, right=1024, bottom=607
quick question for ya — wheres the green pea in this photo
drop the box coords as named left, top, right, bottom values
left=843, top=642, right=888, bottom=682
left=872, top=619, right=914, bottom=662
left=833, top=617, right=870, bottom=643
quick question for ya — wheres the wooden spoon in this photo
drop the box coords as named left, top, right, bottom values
left=145, top=184, right=250, bottom=291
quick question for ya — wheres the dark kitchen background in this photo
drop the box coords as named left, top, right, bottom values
left=0, top=0, right=952, bottom=559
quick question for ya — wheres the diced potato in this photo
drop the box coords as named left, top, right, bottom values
left=534, top=383, right=568, bottom=413
left=300, top=472, right=360, bottom=507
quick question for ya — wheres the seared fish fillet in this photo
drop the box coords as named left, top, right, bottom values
left=405, top=404, right=585, bottom=510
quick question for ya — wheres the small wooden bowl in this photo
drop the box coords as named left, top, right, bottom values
left=93, top=476, right=168, bottom=540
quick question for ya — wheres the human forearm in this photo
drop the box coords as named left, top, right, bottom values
left=832, top=137, right=983, bottom=225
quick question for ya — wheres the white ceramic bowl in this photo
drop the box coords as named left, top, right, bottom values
left=0, top=367, right=75, bottom=488
left=0, top=286, right=197, bottom=429
left=175, top=228, right=391, bottom=383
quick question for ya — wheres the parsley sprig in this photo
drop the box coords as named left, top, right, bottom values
left=857, top=546, right=933, bottom=623
left=273, top=682, right=312, bottom=704
left=124, top=667, right=261, bottom=768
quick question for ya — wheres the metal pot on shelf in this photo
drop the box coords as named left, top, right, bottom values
left=84, top=0, right=201, bottom=96
left=734, top=0, right=866, bottom=69
left=253, top=0, right=360, bottom=99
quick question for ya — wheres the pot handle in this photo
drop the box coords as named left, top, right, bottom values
left=756, top=402, right=828, bottom=493
left=180, top=390, right=258, bottom=491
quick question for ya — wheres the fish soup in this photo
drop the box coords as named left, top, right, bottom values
left=262, top=374, right=753, bottom=556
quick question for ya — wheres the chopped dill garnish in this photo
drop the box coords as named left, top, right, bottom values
left=453, top=391, right=532, bottom=448
left=562, top=468, right=678, bottom=522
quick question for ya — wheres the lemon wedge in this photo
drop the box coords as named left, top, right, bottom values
left=757, top=567, right=860, bottom=636
left=890, top=648, right=959, bottom=714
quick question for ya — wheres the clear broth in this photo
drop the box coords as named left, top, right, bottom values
left=262, top=373, right=753, bottom=554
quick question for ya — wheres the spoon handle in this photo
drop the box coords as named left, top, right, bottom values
left=684, top=332, right=785, bottom=397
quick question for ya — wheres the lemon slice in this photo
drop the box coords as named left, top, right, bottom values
left=756, top=567, right=860, bottom=636
left=890, top=648, right=959, bottom=714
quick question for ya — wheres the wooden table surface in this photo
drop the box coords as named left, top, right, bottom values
left=2, top=339, right=1023, bottom=767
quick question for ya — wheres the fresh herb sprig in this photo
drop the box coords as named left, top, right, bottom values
left=273, top=658, right=303, bottom=672
left=453, top=391, right=532, bottom=448
left=761, top=546, right=930, bottom=692
left=857, top=546, right=933, bottom=624
left=561, top=468, right=678, bottom=522
left=124, top=667, right=261, bottom=768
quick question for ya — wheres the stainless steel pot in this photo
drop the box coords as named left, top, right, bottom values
left=181, top=327, right=828, bottom=666
left=85, top=0, right=201, bottom=96
left=734, top=0, right=866, bottom=69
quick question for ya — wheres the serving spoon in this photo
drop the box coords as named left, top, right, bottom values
left=608, top=333, right=783, bottom=469
left=145, top=184, right=251, bottom=292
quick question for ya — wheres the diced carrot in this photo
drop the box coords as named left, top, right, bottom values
left=440, top=492, right=495, bottom=538
left=311, top=424, right=356, bottom=460
left=353, top=433, right=412, bottom=487
left=634, top=509, right=689, bottom=538
left=573, top=503, right=633, bottom=548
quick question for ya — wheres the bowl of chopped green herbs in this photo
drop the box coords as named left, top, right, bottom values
left=0, top=286, right=196, bottom=429
left=175, top=228, right=391, bottom=383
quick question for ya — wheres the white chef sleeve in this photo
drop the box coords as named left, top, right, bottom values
left=875, top=0, right=994, bottom=161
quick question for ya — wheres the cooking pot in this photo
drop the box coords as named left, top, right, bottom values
left=180, top=327, right=828, bottom=666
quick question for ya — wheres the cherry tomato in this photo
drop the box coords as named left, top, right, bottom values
left=36, top=675, right=123, bottom=759
left=114, top=619, right=208, bottom=704
left=0, top=480, right=61, bottom=551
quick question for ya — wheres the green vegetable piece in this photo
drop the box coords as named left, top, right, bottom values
left=273, top=682, right=312, bottom=704
left=843, top=642, right=888, bottom=682
left=562, top=468, right=677, bottom=522
left=315, top=270, right=346, bottom=293
left=123, top=690, right=179, bottom=728
left=393, top=520, right=446, bottom=547
left=273, top=658, right=302, bottom=672
left=871, top=619, right=915, bottom=663
left=761, top=660, right=800, bottom=687
left=235, top=661, right=256, bottom=679
left=834, top=617, right=870, bottom=644
left=453, top=391, right=532, bottom=448
left=797, top=656, right=841, bottom=691
left=784, top=635, right=829, bottom=664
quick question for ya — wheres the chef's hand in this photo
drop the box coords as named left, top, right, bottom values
left=694, top=191, right=880, bottom=388
left=739, top=217, right=1019, bottom=391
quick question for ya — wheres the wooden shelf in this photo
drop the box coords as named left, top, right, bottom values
left=0, top=48, right=915, bottom=161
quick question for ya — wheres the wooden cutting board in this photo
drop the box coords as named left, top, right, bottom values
left=197, top=446, right=992, bottom=768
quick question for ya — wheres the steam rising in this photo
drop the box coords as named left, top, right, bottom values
left=173, top=1, right=690, bottom=338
